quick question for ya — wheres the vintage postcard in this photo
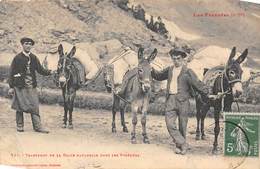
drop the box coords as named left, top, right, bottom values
left=0, top=0, right=260, bottom=168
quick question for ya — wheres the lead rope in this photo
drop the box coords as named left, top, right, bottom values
left=235, top=100, right=240, bottom=112
left=111, top=74, right=131, bottom=104
left=220, top=73, right=225, bottom=112
left=103, top=50, right=133, bottom=104
left=112, top=90, right=131, bottom=104
left=105, top=67, right=131, bottom=104
left=220, top=69, right=240, bottom=113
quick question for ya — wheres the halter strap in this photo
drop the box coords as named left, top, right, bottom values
left=223, top=64, right=241, bottom=84
left=61, top=56, right=67, bottom=75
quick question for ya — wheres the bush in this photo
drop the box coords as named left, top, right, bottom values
left=0, top=66, right=9, bottom=82
left=240, top=83, right=260, bottom=104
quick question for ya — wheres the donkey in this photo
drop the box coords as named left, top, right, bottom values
left=104, top=47, right=157, bottom=144
left=103, top=64, right=129, bottom=133
left=55, top=44, right=82, bottom=129
left=195, top=47, right=248, bottom=154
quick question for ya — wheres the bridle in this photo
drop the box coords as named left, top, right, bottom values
left=104, top=49, right=154, bottom=104
left=221, top=63, right=242, bottom=94
left=56, top=55, right=73, bottom=88
left=219, top=63, right=242, bottom=112
left=224, top=66, right=242, bottom=85
left=137, top=64, right=152, bottom=93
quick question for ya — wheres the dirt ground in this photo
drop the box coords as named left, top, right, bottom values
left=0, top=97, right=259, bottom=169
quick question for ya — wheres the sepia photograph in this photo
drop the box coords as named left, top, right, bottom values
left=0, top=0, right=260, bottom=168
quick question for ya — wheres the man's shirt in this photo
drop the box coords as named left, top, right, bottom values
left=169, top=66, right=182, bottom=94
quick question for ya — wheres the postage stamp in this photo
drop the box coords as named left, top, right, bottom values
left=224, top=112, right=260, bottom=157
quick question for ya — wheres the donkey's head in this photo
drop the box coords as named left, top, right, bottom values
left=57, top=44, right=76, bottom=86
left=225, top=47, right=248, bottom=98
left=137, top=47, right=157, bottom=93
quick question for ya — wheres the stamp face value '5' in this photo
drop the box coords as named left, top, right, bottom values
left=224, top=112, right=259, bottom=157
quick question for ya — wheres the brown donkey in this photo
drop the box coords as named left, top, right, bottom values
left=111, top=47, right=157, bottom=144
left=55, top=44, right=80, bottom=129
left=195, top=47, right=248, bottom=154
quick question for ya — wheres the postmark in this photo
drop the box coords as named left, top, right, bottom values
left=224, top=112, right=259, bottom=157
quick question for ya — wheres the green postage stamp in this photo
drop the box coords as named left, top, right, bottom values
left=224, top=112, right=260, bottom=157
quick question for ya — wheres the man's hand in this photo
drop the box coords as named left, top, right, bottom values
left=8, top=88, right=14, bottom=96
left=208, top=95, right=218, bottom=100
left=208, top=93, right=223, bottom=100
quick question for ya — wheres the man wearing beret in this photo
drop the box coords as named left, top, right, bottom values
left=151, top=47, right=210, bottom=155
left=8, top=37, right=54, bottom=133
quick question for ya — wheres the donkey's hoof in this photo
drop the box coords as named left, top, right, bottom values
left=131, top=138, right=137, bottom=144
left=123, top=126, right=128, bottom=133
left=112, top=127, right=117, bottom=133
left=131, top=133, right=137, bottom=144
left=68, top=124, right=73, bottom=129
left=142, top=134, right=150, bottom=144
left=195, top=135, right=200, bottom=140
left=143, top=138, right=150, bottom=144
left=62, top=124, right=67, bottom=128
left=212, top=148, right=220, bottom=155
left=201, top=135, right=206, bottom=140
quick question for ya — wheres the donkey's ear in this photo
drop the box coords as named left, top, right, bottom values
left=68, top=46, right=76, bottom=58
left=236, top=48, right=248, bottom=64
left=228, top=46, right=236, bottom=64
left=148, top=48, right=157, bottom=62
left=58, top=44, right=64, bottom=57
left=138, top=47, right=144, bottom=62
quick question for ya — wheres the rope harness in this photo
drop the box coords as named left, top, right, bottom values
left=199, top=65, right=241, bottom=112
left=219, top=65, right=240, bottom=112
left=104, top=49, right=136, bottom=104
left=105, top=50, right=152, bottom=105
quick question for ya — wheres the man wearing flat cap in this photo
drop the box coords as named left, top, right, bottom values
left=8, top=37, right=54, bottom=133
left=151, top=47, right=210, bottom=155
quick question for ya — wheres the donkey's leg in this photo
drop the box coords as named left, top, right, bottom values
left=212, top=97, right=232, bottom=150
left=201, top=105, right=210, bottom=140
left=120, top=102, right=128, bottom=133
left=131, top=103, right=138, bottom=144
left=212, top=104, right=221, bottom=154
left=112, top=94, right=119, bottom=133
left=195, top=100, right=201, bottom=140
left=68, top=106, right=73, bottom=129
left=141, top=98, right=150, bottom=144
left=224, top=95, right=233, bottom=112
left=62, top=88, right=68, bottom=128
left=68, top=90, right=76, bottom=129
left=141, top=110, right=150, bottom=144
left=211, top=96, right=233, bottom=153
left=196, top=118, right=200, bottom=140
left=63, top=105, right=68, bottom=128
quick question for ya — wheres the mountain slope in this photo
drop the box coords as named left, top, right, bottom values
left=132, top=0, right=260, bottom=59
left=0, top=0, right=172, bottom=55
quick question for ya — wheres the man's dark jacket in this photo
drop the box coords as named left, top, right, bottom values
left=151, top=65, right=209, bottom=101
left=9, top=52, right=51, bottom=88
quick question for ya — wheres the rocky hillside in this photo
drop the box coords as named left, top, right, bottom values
left=0, top=0, right=259, bottom=68
left=132, top=0, right=260, bottom=60
left=1, top=0, right=259, bottom=56
left=0, top=0, right=172, bottom=55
